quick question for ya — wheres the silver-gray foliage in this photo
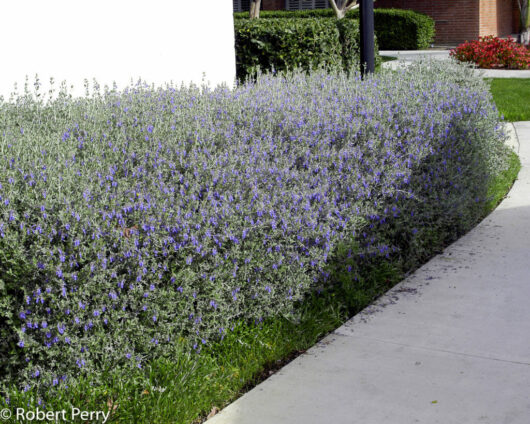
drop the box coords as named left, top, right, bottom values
left=0, top=60, right=509, bottom=393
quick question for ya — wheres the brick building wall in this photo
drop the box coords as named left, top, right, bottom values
left=254, top=0, right=520, bottom=45
left=496, top=0, right=516, bottom=36
left=374, top=0, right=517, bottom=45
left=513, top=0, right=522, bottom=33
left=262, top=0, right=284, bottom=10
left=479, top=0, right=514, bottom=37
left=374, top=0, right=480, bottom=45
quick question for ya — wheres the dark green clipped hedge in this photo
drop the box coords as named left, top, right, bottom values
left=234, top=8, right=435, bottom=50
left=335, top=18, right=361, bottom=73
left=371, top=9, right=435, bottom=50
left=234, top=18, right=380, bottom=81
left=234, top=9, right=343, bottom=19
left=234, top=18, right=342, bottom=81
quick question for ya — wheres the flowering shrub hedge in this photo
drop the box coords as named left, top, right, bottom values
left=0, top=61, right=509, bottom=394
left=450, top=35, right=530, bottom=69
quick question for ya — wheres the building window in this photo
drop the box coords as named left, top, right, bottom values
left=286, top=0, right=329, bottom=10
left=233, top=0, right=251, bottom=12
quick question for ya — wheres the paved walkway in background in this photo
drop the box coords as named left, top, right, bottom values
left=380, top=49, right=530, bottom=78
left=207, top=121, right=530, bottom=423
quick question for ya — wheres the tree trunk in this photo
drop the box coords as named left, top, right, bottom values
left=518, top=0, right=529, bottom=44
left=519, top=28, right=530, bottom=45
left=330, top=0, right=347, bottom=19
left=330, top=0, right=363, bottom=19
left=250, top=0, right=261, bottom=19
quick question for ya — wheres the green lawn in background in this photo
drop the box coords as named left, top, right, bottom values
left=380, top=55, right=398, bottom=63
left=375, top=55, right=397, bottom=72
left=487, top=78, right=530, bottom=122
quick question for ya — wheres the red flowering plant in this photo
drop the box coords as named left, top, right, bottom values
left=450, top=35, right=530, bottom=70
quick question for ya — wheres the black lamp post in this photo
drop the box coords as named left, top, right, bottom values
left=360, top=0, right=375, bottom=78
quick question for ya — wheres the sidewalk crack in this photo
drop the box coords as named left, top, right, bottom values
left=352, top=335, right=530, bottom=366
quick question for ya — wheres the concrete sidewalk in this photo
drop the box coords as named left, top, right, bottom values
left=206, top=122, right=530, bottom=424
left=380, top=50, right=530, bottom=78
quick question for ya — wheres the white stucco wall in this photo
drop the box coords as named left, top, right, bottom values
left=0, top=0, right=236, bottom=101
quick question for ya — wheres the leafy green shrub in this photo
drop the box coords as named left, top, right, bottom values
left=234, top=9, right=340, bottom=19
left=234, top=18, right=348, bottom=81
left=234, top=17, right=381, bottom=81
left=234, top=8, right=436, bottom=50
left=369, top=8, right=435, bottom=50
left=335, top=18, right=361, bottom=73
left=0, top=60, right=509, bottom=396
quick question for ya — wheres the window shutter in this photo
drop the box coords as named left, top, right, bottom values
left=286, top=0, right=300, bottom=10
left=286, top=0, right=329, bottom=10
left=233, top=0, right=251, bottom=12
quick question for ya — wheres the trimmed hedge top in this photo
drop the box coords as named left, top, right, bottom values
left=234, top=8, right=436, bottom=50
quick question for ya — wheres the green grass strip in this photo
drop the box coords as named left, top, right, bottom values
left=484, top=150, right=521, bottom=213
left=487, top=78, right=530, bottom=122
left=380, top=55, right=398, bottom=63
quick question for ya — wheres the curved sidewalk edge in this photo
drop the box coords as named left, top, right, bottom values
left=206, top=122, right=530, bottom=424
